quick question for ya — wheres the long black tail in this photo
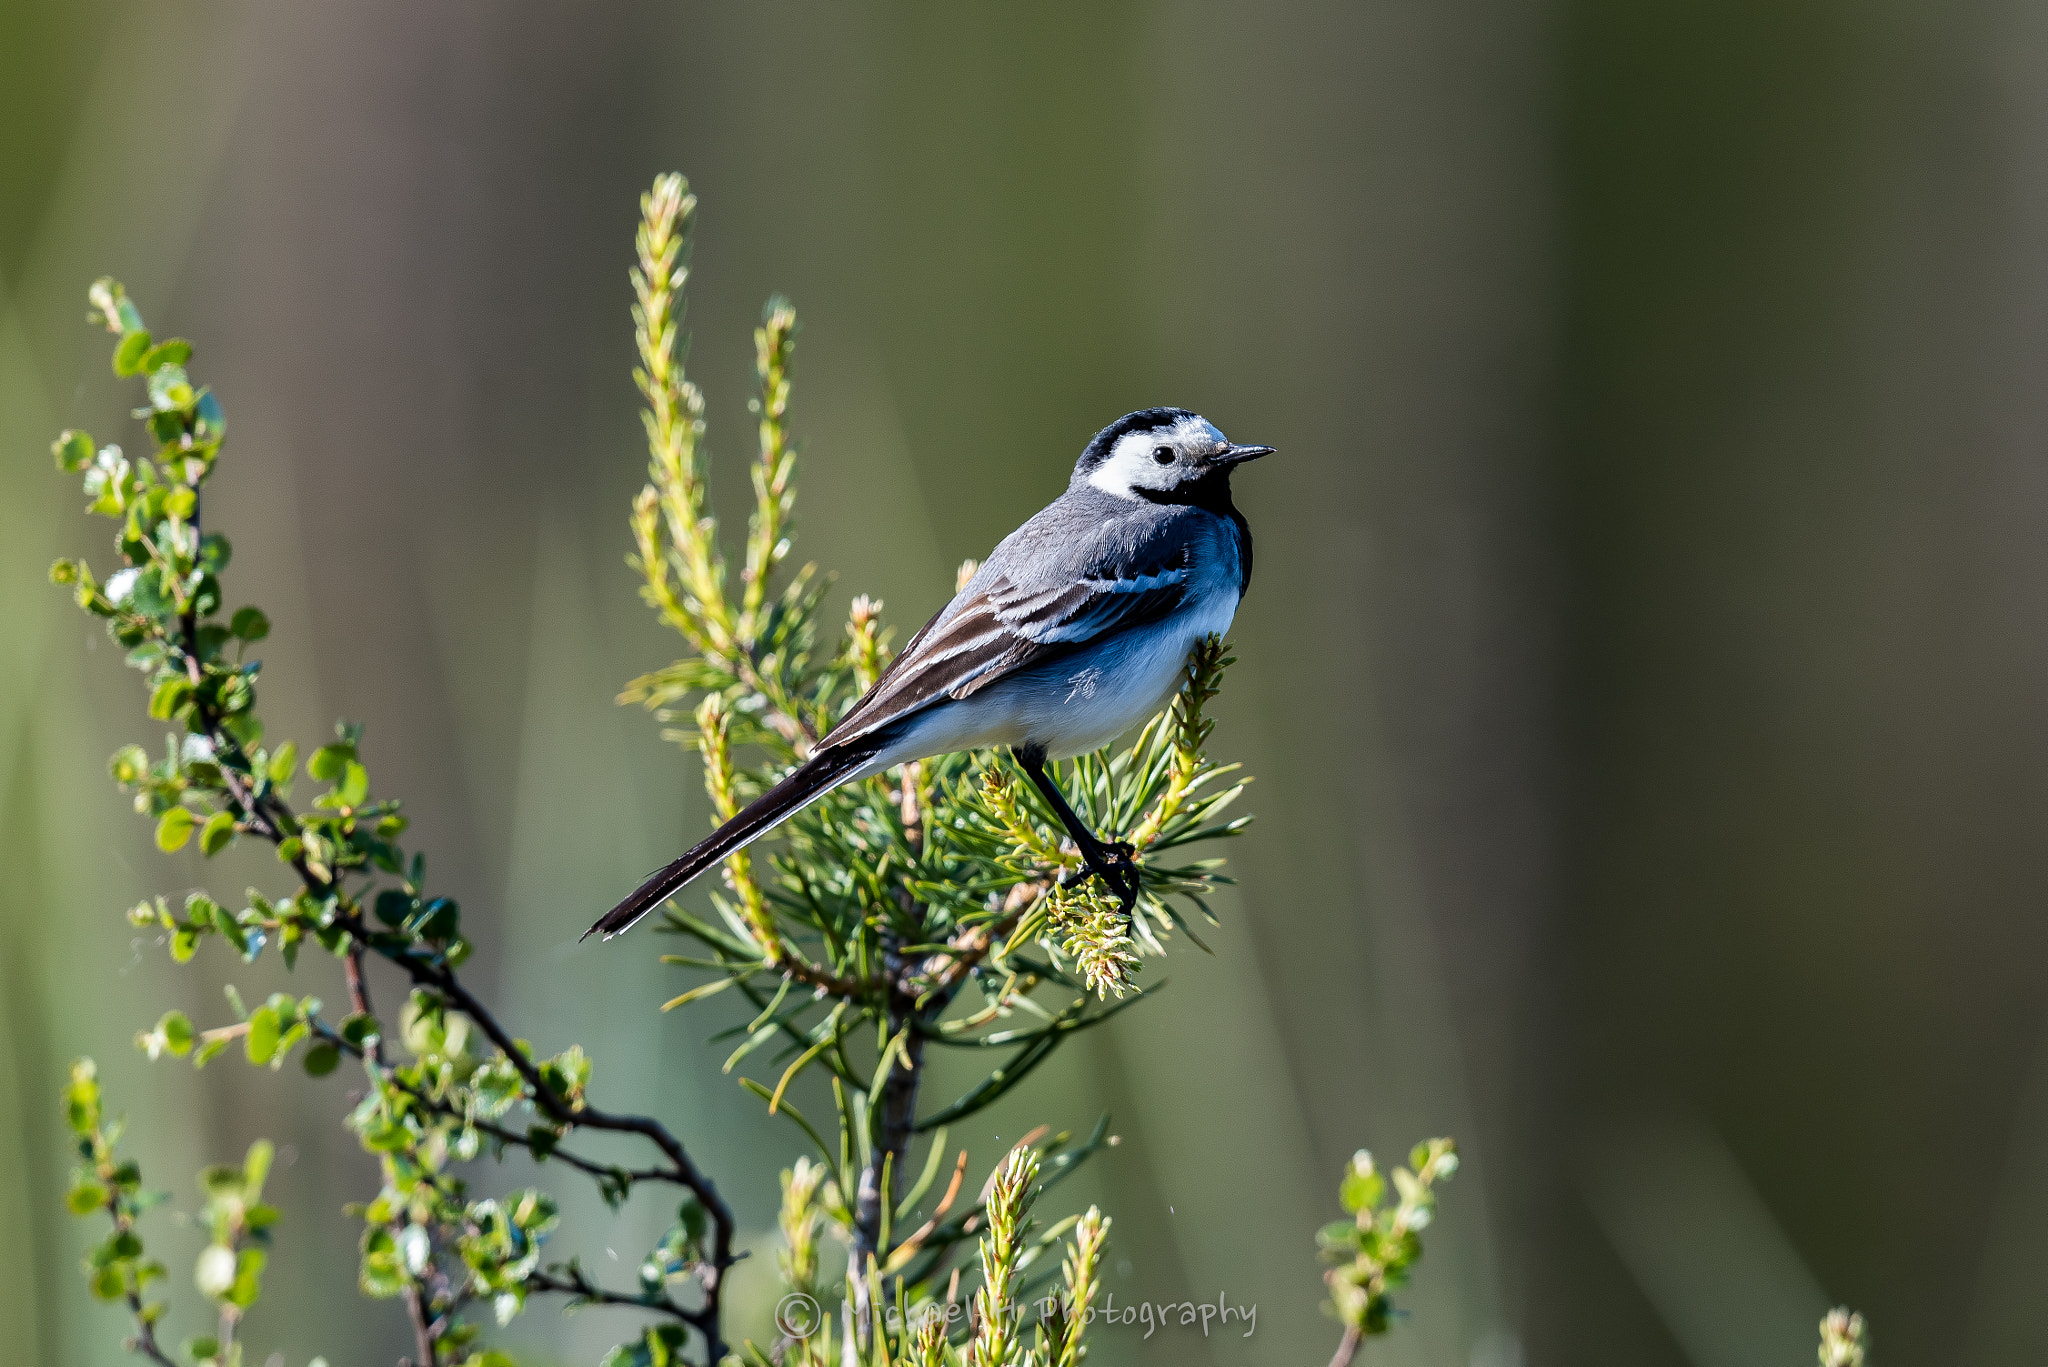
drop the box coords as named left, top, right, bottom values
left=585, top=741, right=879, bottom=940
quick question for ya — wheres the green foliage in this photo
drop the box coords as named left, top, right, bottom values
left=1318, top=1138, right=1458, bottom=1349
left=63, top=1058, right=317, bottom=1367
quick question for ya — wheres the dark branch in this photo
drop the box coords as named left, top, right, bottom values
left=526, top=1264, right=710, bottom=1332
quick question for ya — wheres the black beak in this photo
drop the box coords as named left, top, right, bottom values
left=1213, top=443, right=1275, bottom=467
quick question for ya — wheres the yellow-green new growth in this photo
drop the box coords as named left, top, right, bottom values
left=848, top=595, right=891, bottom=695
left=1819, top=1308, right=1867, bottom=1367
left=630, top=173, right=724, bottom=656
left=621, top=176, right=822, bottom=752
left=980, top=767, right=1076, bottom=873
left=778, top=1157, right=828, bottom=1302
left=742, top=298, right=799, bottom=639
left=1052, top=1206, right=1109, bottom=1367
left=1127, top=634, right=1234, bottom=848
left=910, top=1314, right=950, bottom=1367
left=968, top=1148, right=1040, bottom=1367
left=1047, top=884, right=1140, bottom=1000
left=694, top=693, right=774, bottom=953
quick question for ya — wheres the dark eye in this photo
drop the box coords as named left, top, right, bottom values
left=1151, top=446, right=1175, bottom=465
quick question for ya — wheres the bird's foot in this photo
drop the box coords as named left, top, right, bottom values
left=1061, top=841, right=1140, bottom=919
left=1104, top=842, right=1140, bottom=916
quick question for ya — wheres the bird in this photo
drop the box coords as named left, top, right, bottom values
left=586, top=407, right=1272, bottom=941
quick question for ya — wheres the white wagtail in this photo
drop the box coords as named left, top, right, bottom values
left=586, top=407, right=1272, bottom=940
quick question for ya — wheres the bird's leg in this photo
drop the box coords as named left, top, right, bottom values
left=1012, top=746, right=1139, bottom=915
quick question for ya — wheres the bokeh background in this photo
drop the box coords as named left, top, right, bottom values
left=5, top=1, right=2048, bottom=1364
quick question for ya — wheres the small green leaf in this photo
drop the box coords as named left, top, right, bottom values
left=113, top=329, right=153, bottom=376
left=337, top=760, right=368, bottom=807
left=156, top=807, right=196, bottom=852
left=146, top=362, right=193, bottom=412
left=269, top=1019, right=305, bottom=1064
left=109, top=744, right=150, bottom=786
left=374, top=889, right=415, bottom=926
left=227, top=1245, right=266, bottom=1308
left=245, top=1007, right=281, bottom=1065
left=302, top=1043, right=341, bottom=1077
left=242, top=1138, right=273, bottom=1197
left=67, top=1182, right=108, bottom=1215
left=140, top=338, right=192, bottom=370
left=91, top=1263, right=126, bottom=1300
left=161, top=1010, right=194, bottom=1057
left=64, top=1058, right=100, bottom=1134
left=199, top=811, right=237, bottom=856
left=196, top=390, right=227, bottom=436
left=413, top=897, right=459, bottom=941
left=197, top=533, right=231, bottom=574
left=148, top=678, right=191, bottom=721
left=229, top=606, right=269, bottom=642
left=308, top=745, right=350, bottom=782
left=223, top=710, right=262, bottom=749
left=267, top=741, right=298, bottom=787
left=1340, top=1170, right=1384, bottom=1216
left=53, top=429, right=94, bottom=471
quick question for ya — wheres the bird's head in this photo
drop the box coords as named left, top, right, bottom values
left=1071, top=407, right=1274, bottom=505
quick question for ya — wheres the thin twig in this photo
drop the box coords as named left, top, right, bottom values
left=114, top=1251, right=177, bottom=1366
left=525, top=1265, right=708, bottom=1331
left=400, top=1285, right=438, bottom=1367
left=341, top=941, right=439, bottom=1367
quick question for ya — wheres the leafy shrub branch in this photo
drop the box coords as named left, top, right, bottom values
left=51, top=269, right=742, bottom=1364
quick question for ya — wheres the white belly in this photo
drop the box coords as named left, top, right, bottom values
left=868, top=590, right=1240, bottom=769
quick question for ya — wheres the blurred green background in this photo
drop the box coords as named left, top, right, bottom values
left=5, top=1, right=2048, bottom=1364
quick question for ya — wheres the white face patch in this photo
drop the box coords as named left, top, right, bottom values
left=1086, top=415, right=1226, bottom=499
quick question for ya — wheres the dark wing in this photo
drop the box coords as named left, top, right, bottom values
left=821, top=534, right=1193, bottom=752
